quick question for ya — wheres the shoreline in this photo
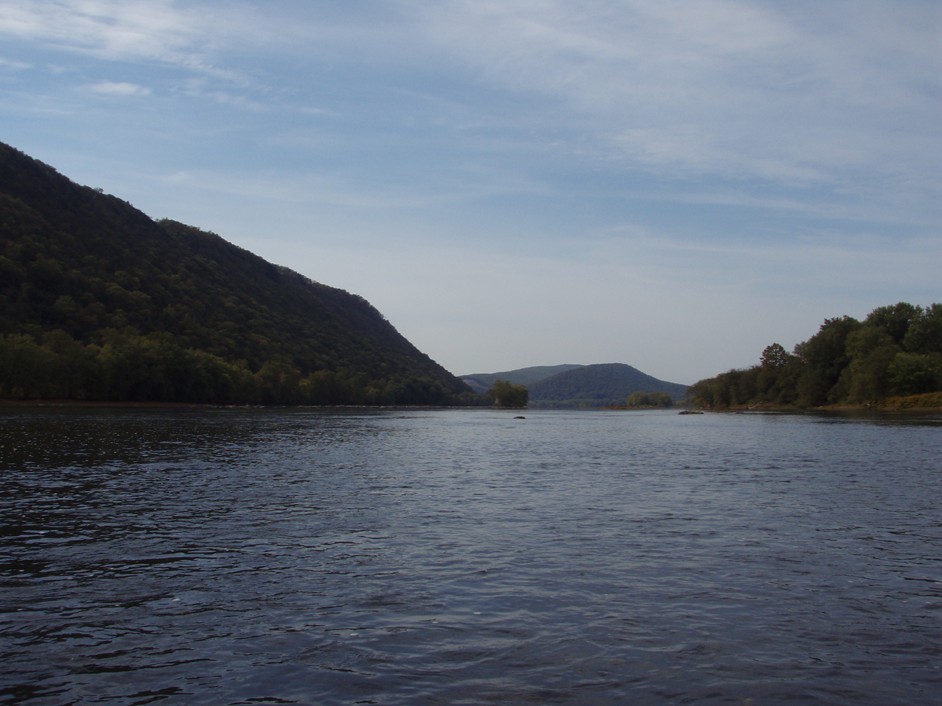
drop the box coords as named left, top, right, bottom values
left=0, top=399, right=224, bottom=410
left=723, top=398, right=942, bottom=416
left=3, top=397, right=941, bottom=415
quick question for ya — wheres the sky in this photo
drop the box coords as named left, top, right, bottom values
left=1, top=1, right=939, bottom=384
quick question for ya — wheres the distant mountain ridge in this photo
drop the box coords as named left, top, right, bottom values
left=0, top=141, right=473, bottom=405
left=461, top=364, right=583, bottom=394
left=462, top=363, right=687, bottom=407
left=528, top=363, right=687, bottom=407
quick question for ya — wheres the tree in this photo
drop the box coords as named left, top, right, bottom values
left=903, top=304, right=942, bottom=354
left=757, top=343, right=793, bottom=401
left=793, top=316, right=860, bottom=405
left=488, top=379, right=528, bottom=408
left=760, top=343, right=790, bottom=369
left=888, top=352, right=942, bottom=396
left=626, top=391, right=673, bottom=408
left=865, top=302, right=920, bottom=346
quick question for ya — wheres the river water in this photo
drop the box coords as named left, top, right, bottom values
left=1, top=407, right=940, bottom=705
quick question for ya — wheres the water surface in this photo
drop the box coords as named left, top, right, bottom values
left=1, top=408, right=940, bottom=705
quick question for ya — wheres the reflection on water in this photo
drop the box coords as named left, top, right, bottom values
left=1, top=407, right=940, bottom=705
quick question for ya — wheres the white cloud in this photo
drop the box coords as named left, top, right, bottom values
left=0, top=56, right=32, bottom=70
left=87, top=80, right=151, bottom=96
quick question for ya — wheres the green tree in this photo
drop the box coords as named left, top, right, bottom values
left=834, top=327, right=900, bottom=402
left=0, top=333, right=55, bottom=398
left=903, top=304, right=942, bottom=354
left=793, top=316, right=861, bottom=405
left=488, top=379, right=528, bottom=408
left=626, top=391, right=672, bottom=408
left=41, top=329, right=100, bottom=399
left=865, top=302, right=920, bottom=346
left=256, top=360, right=303, bottom=404
left=757, top=343, right=793, bottom=402
left=760, top=342, right=790, bottom=368
left=888, top=352, right=942, bottom=396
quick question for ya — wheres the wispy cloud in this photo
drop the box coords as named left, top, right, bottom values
left=415, top=1, right=941, bottom=191
left=5, top=1, right=936, bottom=197
left=0, top=0, right=205, bottom=63
left=0, top=56, right=32, bottom=71
left=156, top=168, right=456, bottom=212
left=87, top=80, right=151, bottom=96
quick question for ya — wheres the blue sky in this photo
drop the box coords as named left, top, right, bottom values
left=1, top=1, right=939, bottom=384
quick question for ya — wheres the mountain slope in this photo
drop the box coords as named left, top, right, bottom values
left=527, top=363, right=687, bottom=407
left=0, top=141, right=473, bottom=405
left=460, top=364, right=584, bottom=394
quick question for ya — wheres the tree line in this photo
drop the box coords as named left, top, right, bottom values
left=687, top=302, right=942, bottom=409
left=0, top=329, right=479, bottom=406
left=626, top=391, right=673, bottom=408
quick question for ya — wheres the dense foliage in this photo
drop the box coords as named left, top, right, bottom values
left=487, top=379, right=529, bottom=408
left=626, top=391, right=673, bottom=408
left=687, top=303, right=942, bottom=409
left=0, top=142, right=475, bottom=405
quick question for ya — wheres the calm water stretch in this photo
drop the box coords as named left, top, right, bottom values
left=1, top=407, right=940, bottom=705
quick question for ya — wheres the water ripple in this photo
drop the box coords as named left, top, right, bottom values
left=2, top=408, right=940, bottom=705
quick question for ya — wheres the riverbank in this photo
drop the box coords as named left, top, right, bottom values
left=0, top=399, right=223, bottom=410
left=816, top=392, right=942, bottom=415
left=717, top=391, right=942, bottom=415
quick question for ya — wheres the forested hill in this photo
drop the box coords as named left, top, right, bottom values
left=527, top=363, right=687, bottom=407
left=462, top=363, right=687, bottom=407
left=0, top=141, right=474, bottom=405
left=461, top=364, right=583, bottom=394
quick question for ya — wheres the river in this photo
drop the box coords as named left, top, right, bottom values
left=1, top=407, right=940, bottom=705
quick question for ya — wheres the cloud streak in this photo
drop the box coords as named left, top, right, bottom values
left=87, top=80, right=151, bottom=96
left=418, top=1, right=940, bottom=189
left=0, top=0, right=205, bottom=63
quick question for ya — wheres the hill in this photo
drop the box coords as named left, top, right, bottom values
left=0, top=141, right=474, bottom=405
left=527, top=363, right=687, bottom=407
left=462, top=363, right=687, bottom=407
left=460, top=364, right=583, bottom=394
